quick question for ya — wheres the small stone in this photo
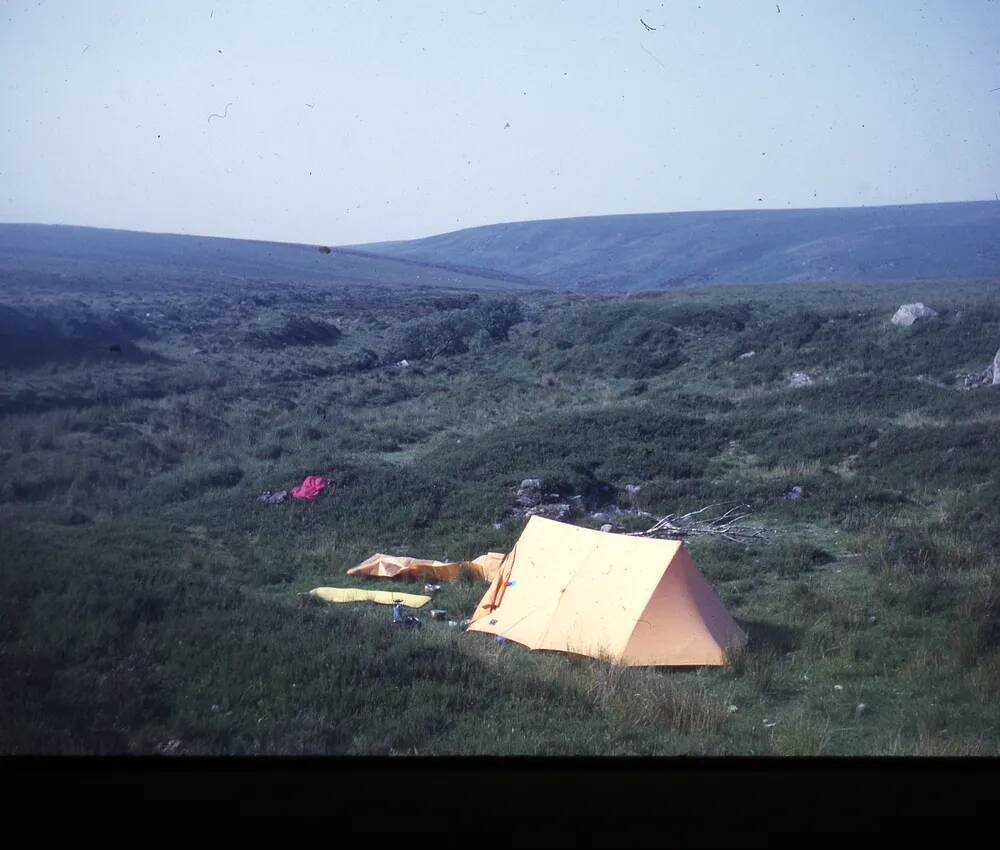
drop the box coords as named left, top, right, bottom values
left=624, top=484, right=641, bottom=494
left=600, top=524, right=615, bottom=533
left=834, top=684, right=844, bottom=691
left=891, top=302, right=938, bottom=327
left=737, top=350, right=756, bottom=360
left=868, top=615, right=877, bottom=624
left=788, top=371, right=814, bottom=388
left=763, top=719, right=777, bottom=728
left=211, top=704, right=221, bottom=713
left=728, top=705, right=739, bottom=714
left=856, top=703, right=867, bottom=716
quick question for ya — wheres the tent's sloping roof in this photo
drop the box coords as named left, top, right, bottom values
left=467, top=515, right=745, bottom=667
left=468, top=517, right=658, bottom=649
left=533, top=530, right=680, bottom=659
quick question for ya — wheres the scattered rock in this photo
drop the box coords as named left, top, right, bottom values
left=624, top=484, right=641, bottom=494
left=516, top=479, right=545, bottom=508
left=737, top=350, right=756, bottom=360
left=961, top=347, right=1000, bottom=389
left=762, top=719, right=777, bottom=728
left=783, top=485, right=804, bottom=501
left=868, top=615, right=877, bottom=624
left=727, top=705, right=739, bottom=714
left=834, top=684, right=844, bottom=691
left=959, top=369, right=992, bottom=389
left=154, top=739, right=183, bottom=755
left=788, top=371, right=814, bottom=388
left=525, top=502, right=573, bottom=521
left=891, top=302, right=938, bottom=327
left=508, top=477, right=647, bottom=526
left=856, top=703, right=867, bottom=717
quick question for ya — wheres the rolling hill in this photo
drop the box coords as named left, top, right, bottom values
left=3, top=200, right=999, bottom=295
left=354, top=201, right=1000, bottom=292
left=0, top=224, right=532, bottom=293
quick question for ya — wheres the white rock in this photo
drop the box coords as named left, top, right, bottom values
left=891, top=302, right=938, bottom=326
left=834, top=684, right=844, bottom=691
left=737, top=351, right=756, bottom=360
left=993, top=347, right=1000, bottom=385
left=788, top=371, right=814, bottom=388
left=728, top=705, right=739, bottom=713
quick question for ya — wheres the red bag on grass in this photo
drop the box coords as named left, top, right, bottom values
left=290, top=475, right=331, bottom=500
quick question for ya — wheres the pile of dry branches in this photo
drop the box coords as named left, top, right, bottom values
left=627, top=502, right=772, bottom=543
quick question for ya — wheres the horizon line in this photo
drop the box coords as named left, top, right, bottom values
left=2, top=197, right=998, bottom=251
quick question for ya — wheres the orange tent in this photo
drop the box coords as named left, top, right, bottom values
left=346, top=551, right=506, bottom=583
left=467, top=516, right=746, bottom=667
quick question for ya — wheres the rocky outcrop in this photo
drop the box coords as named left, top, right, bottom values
left=510, top=478, right=582, bottom=522
left=501, top=478, right=652, bottom=528
left=891, top=302, right=938, bottom=327
left=515, top=478, right=547, bottom=507
left=957, top=346, right=1000, bottom=389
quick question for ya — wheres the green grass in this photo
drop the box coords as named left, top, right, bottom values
left=1, top=276, right=1000, bottom=754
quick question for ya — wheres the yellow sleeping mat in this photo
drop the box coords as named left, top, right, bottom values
left=306, top=587, right=431, bottom=608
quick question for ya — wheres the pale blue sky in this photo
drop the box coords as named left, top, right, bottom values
left=2, top=0, right=999, bottom=245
